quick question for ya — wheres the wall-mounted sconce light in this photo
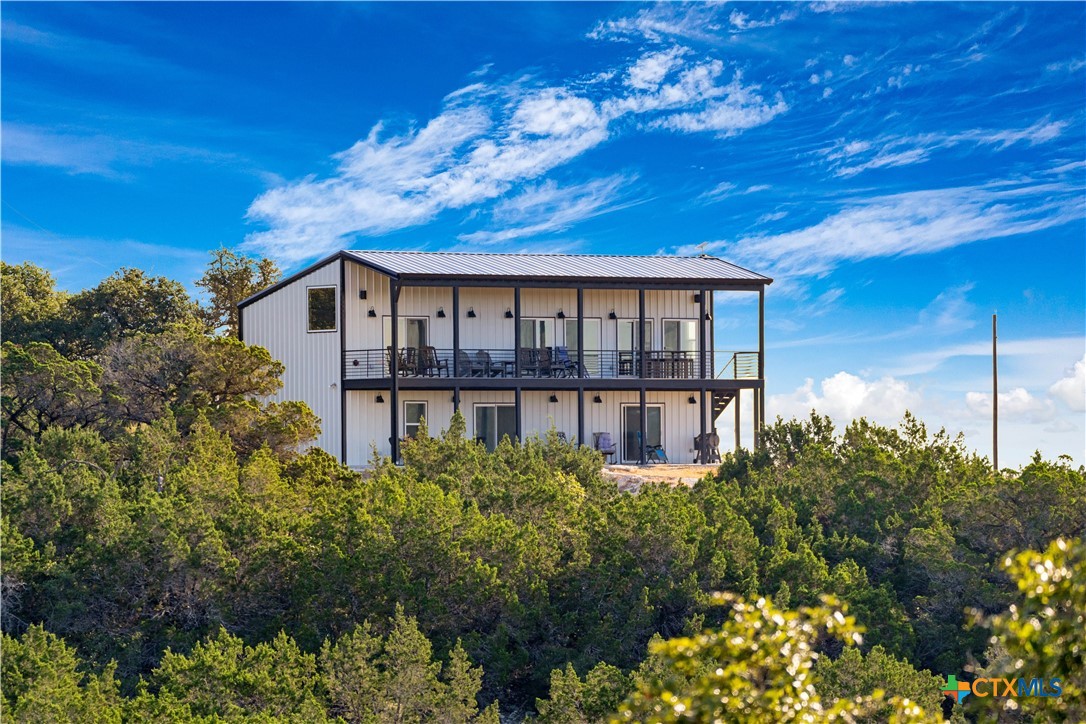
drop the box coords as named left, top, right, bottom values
left=330, top=382, right=338, bottom=390
left=367, top=307, right=377, bottom=318
left=556, top=309, right=566, bottom=319
left=549, top=394, right=559, bottom=403
left=688, top=396, right=697, bottom=404
left=608, top=309, right=617, bottom=320
left=593, top=394, right=603, bottom=404
left=467, top=307, right=477, bottom=318
left=437, top=307, right=446, bottom=318
left=692, top=293, right=702, bottom=303
left=504, top=308, right=514, bottom=318
left=352, top=359, right=360, bottom=366
left=704, top=312, right=712, bottom=321
left=359, top=289, right=368, bottom=300
left=375, top=393, right=385, bottom=403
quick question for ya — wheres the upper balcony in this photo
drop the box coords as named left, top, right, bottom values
left=343, top=347, right=760, bottom=382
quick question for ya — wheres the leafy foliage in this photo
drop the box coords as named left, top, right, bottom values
left=195, top=247, right=281, bottom=336
left=2, top=261, right=1084, bottom=721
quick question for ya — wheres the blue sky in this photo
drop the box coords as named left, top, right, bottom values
left=3, top=2, right=1084, bottom=466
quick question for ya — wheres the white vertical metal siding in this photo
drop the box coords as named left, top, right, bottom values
left=240, top=260, right=342, bottom=457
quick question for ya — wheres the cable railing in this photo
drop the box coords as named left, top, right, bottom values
left=344, top=347, right=761, bottom=381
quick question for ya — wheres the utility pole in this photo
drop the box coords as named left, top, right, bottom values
left=993, top=313, right=998, bottom=474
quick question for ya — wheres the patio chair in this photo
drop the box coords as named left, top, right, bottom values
left=537, top=347, right=554, bottom=377
left=420, top=346, right=449, bottom=377
left=553, top=346, right=576, bottom=377
left=637, top=431, right=669, bottom=464
left=387, top=346, right=419, bottom=376
left=594, top=432, right=617, bottom=463
left=457, top=349, right=483, bottom=377
left=474, top=350, right=502, bottom=377
left=518, top=347, right=540, bottom=377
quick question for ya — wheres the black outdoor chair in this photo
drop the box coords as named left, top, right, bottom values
left=594, top=432, right=617, bottom=463
left=420, top=346, right=448, bottom=377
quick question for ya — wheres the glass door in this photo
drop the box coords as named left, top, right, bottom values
left=564, top=318, right=601, bottom=376
left=474, top=404, right=517, bottom=451
left=617, top=320, right=653, bottom=376
left=621, top=404, right=662, bottom=463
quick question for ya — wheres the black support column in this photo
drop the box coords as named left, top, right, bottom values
left=699, top=289, right=708, bottom=379
left=638, top=289, right=647, bottom=465
left=734, top=389, right=741, bottom=451
left=514, top=287, right=522, bottom=442
left=699, top=387, right=707, bottom=463
left=758, top=285, right=766, bottom=449
left=339, top=259, right=347, bottom=464
left=452, top=286, right=460, bottom=378
left=576, top=287, right=585, bottom=447
left=390, top=278, right=400, bottom=463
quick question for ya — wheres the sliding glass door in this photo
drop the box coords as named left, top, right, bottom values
left=474, top=404, right=517, bottom=452
left=621, top=404, right=662, bottom=463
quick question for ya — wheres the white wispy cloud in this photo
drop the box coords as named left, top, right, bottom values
left=684, top=178, right=1084, bottom=283
left=0, top=121, right=257, bottom=180
left=588, top=4, right=723, bottom=44
left=245, top=44, right=789, bottom=261
left=458, top=175, right=634, bottom=245
left=822, top=118, right=1069, bottom=177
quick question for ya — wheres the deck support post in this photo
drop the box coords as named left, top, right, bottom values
left=514, top=287, right=521, bottom=378
left=757, top=285, right=766, bottom=449
left=452, top=286, right=460, bottom=378
left=390, top=278, right=400, bottom=463
left=699, top=289, right=708, bottom=379
left=514, top=287, right=521, bottom=442
left=639, top=289, right=647, bottom=465
left=577, top=385, right=585, bottom=449
left=639, top=386, right=648, bottom=465
left=576, top=287, right=585, bottom=379
left=339, top=259, right=347, bottom=464
left=577, top=286, right=585, bottom=447
left=734, top=389, right=741, bottom=451
left=699, top=387, right=708, bottom=464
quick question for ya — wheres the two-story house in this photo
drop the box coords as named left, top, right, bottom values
left=238, top=250, right=771, bottom=467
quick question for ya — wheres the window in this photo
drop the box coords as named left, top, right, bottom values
left=307, top=286, right=336, bottom=332
left=404, top=401, right=427, bottom=439
left=663, top=320, right=698, bottom=352
left=474, top=404, right=517, bottom=452
left=383, top=317, right=429, bottom=348
left=564, top=318, right=601, bottom=376
left=617, top=320, right=653, bottom=351
left=520, top=318, right=554, bottom=348
left=621, top=404, right=663, bottom=463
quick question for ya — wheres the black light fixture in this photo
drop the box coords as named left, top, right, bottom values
left=556, top=309, right=566, bottom=319
left=608, top=309, right=617, bottom=320
left=549, top=394, right=559, bottom=403
left=704, top=311, right=712, bottom=321
left=467, top=307, right=477, bottom=318
left=367, top=307, right=377, bottom=318
left=437, top=306, right=446, bottom=318
left=504, top=308, right=514, bottom=318
left=375, top=393, right=385, bottom=403
left=693, top=293, right=702, bottom=303
left=593, top=394, right=603, bottom=404
left=688, top=396, right=697, bottom=404
left=359, top=289, right=368, bottom=300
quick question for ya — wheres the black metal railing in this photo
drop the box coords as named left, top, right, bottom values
left=344, top=347, right=761, bottom=381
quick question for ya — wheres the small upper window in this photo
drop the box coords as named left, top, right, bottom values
left=308, top=287, right=336, bottom=332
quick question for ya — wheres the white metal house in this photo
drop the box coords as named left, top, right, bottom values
left=238, top=251, right=771, bottom=467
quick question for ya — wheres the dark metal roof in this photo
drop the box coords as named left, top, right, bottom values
left=239, top=249, right=771, bottom=311
left=344, top=250, right=771, bottom=284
